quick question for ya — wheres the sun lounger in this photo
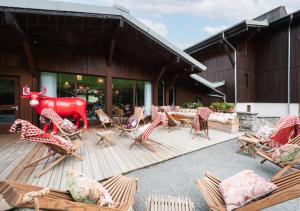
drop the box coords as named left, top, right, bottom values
left=40, top=108, right=82, bottom=141
left=118, top=107, right=144, bottom=136
left=190, top=107, right=211, bottom=140
left=255, top=135, right=300, bottom=180
left=95, top=109, right=115, bottom=129
left=238, top=115, right=300, bottom=157
left=9, top=119, right=83, bottom=177
left=130, top=116, right=163, bottom=152
left=145, top=195, right=195, bottom=211
left=0, top=174, right=138, bottom=211
left=196, top=170, right=300, bottom=211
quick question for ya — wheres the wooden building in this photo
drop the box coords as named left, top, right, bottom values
left=0, top=0, right=223, bottom=132
left=186, top=6, right=300, bottom=114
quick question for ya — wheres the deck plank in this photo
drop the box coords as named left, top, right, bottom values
left=1, top=127, right=243, bottom=191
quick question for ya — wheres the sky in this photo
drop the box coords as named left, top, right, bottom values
left=54, top=0, right=299, bottom=49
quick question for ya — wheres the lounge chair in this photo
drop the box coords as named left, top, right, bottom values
left=255, top=135, right=300, bottom=180
left=118, top=107, right=144, bottom=136
left=145, top=195, right=195, bottom=211
left=135, top=106, right=146, bottom=125
left=113, top=106, right=125, bottom=124
left=130, top=117, right=163, bottom=152
left=163, top=109, right=180, bottom=129
left=190, top=107, right=211, bottom=140
left=9, top=119, right=83, bottom=177
left=95, top=109, right=115, bottom=129
left=40, top=108, right=82, bottom=141
left=196, top=170, right=300, bottom=211
left=237, top=115, right=300, bottom=157
left=0, top=174, right=138, bottom=211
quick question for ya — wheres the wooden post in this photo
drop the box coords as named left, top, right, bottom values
left=153, top=66, right=166, bottom=106
left=106, top=68, right=113, bottom=117
left=153, top=82, right=158, bottom=105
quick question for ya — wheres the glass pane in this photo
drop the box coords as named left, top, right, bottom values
left=57, top=73, right=76, bottom=97
left=0, top=79, right=15, bottom=105
left=77, top=75, right=106, bottom=120
left=169, top=87, right=176, bottom=105
left=136, top=81, right=145, bottom=106
left=0, top=110, right=15, bottom=124
left=112, top=79, right=133, bottom=117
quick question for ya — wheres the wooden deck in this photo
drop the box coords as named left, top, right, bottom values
left=0, top=126, right=242, bottom=191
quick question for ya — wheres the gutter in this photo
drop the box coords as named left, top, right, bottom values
left=287, top=14, right=293, bottom=114
left=222, top=32, right=237, bottom=104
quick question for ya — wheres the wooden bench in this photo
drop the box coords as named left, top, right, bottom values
left=208, top=118, right=239, bottom=133
left=145, top=195, right=195, bottom=211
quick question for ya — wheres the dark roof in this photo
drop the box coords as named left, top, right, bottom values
left=185, top=7, right=300, bottom=54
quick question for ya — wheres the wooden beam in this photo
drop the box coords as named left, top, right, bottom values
left=5, top=12, right=36, bottom=72
left=107, top=38, right=115, bottom=67
left=106, top=68, right=113, bottom=117
left=156, top=66, right=166, bottom=83
left=221, top=43, right=235, bottom=67
left=167, top=74, right=178, bottom=91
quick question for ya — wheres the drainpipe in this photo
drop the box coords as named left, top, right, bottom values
left=207, top=94, right=226, bottom=102
left=287, top=14, right=293, bottom=114
left=222, top=32, right=237, bottom=104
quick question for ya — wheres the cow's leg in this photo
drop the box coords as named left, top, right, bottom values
left=79, top=112, right=88, bottom=129
left=75, top=116, right=80, bottom=128
left=43, top=124, right=49, bottom=132
left=52, top=123, right=59, bottom=135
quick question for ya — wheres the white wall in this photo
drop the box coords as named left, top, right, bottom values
left=236, top=103, right=299, bottom=117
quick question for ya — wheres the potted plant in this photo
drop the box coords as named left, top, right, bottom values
left=225, top=103, right=235, bottom=113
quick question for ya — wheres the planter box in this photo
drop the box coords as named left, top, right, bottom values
left=208, top=120, right=239, bottom=133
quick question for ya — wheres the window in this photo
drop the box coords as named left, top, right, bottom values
left=112, top=78, right=152, bottom=117
left=169, top=86, right=176, bottom=105
left=40, top=72, right=105, bottom=121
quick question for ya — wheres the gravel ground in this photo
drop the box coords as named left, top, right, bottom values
left=127, top=139, right=300, bottom=211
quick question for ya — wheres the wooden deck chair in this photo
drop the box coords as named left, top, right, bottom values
left=255, top=135, right=300, bottom=180
left=135, top=106, right=146, bottom=124
left=163, top=110, right=180, bottom=131
left=145, top=195, right=195, bottom=211
left=9, top=119, right=83, bottom=178
left=119, top=107, right=144, bottom=136
left=196, top=170, right=300, bottom=211
left=130, top=118, right=163, bottom=152
left=95, top=109, right=115, bottom=129
left=190, top=116, right=209, bottom=140
left=25, top=140, right=83, bottom=177
left=40, top=108, right=82, bottom=141
left=0, top=174, right=138, bottom=211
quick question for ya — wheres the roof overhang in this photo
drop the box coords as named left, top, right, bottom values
left=185, top=19, right=269, bottom=54
left=0, top=0, right=207, bottom=72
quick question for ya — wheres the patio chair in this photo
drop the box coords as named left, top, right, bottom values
left=130, top=116, right=163, bottom=152
left=0, top=174, right=138, bottom=211
left=95, top=109, right=115, bottom=129
left=163, top=109, right=180, bottom=129
left=145, top=195, right=195, bottom=211
left=237, top=115, right=300, bottom=157
left=196, top=170, right=300, bottom=211
left=118, top=107, right=144, bottom=136
left=9, top=119, right=83, bottom=177
left=190, top=107, right=211, bottom=140
left=255, top=135, right=300, bottom=180
left=135, top=106, right=146, bottom=124
left=40, top=108, right=82, bottom=141
left=113, top=106, right=125, bottom=124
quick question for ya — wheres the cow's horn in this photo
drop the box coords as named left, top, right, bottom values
left=23, top=84, right=31, bottom=95
left=39, top=87, right=47, bottom=95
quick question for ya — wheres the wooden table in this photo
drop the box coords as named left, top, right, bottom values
left=96, top=130, right=115, bottom=148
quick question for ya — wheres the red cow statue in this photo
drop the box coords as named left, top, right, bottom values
left=21, top=84, right=88, bottom=134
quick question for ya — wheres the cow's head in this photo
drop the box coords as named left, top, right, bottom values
left=21, top=84, right=47, bottom=107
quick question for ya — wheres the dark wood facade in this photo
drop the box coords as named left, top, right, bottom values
left=0, top=9, right=206, bottom=125
left=188, top=13, right=300, bottom=104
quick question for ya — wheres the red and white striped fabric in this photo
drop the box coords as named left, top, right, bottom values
left=269, top=115, right=300, bottom=147
left=192, top=107, right=212, bottom=133
left=9, top=119, right=73, bottom=153
left=141, top=116, right=162, bottom=141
